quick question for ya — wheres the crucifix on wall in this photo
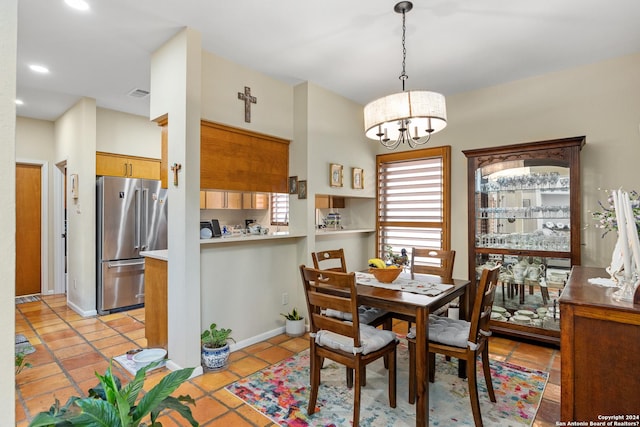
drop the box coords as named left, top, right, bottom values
left=237, top=86, right=257, bottom=123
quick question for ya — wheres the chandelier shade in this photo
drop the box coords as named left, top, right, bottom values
left=363, top=90, right=447, bottom=141
left=363, top=1, right=447, bottom=149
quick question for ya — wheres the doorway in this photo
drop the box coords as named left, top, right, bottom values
left=15, top=163, right=42, bottom=296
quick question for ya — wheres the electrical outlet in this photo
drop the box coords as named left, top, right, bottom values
left=282, top=292, right=288, bottom=305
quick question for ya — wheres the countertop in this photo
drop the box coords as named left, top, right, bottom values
left=200, top=231, right=306, bottom=245
left=140, top=250, right=168, bottom=261
left=315, top=228, right=375, bottom=235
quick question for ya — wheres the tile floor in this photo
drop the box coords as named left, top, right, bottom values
left=15, top=294, right=560, bottom=426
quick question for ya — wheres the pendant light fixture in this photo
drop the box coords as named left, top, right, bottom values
left=364, top=1, right=447, bottom=150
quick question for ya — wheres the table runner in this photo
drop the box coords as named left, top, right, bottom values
left=356, top=272, right=453, bottom=298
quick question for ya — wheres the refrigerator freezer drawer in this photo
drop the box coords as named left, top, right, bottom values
left=98, top=259, right=145, bottom=314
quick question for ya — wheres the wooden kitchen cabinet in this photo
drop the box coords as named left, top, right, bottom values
left=200, top=190, right=243, bottom=209
left=144, top=257, right=167, bottom=349
left=560, top=266, right=640, bottom=421
left=96, top=151, right=161, bottom=180
left=242, top=192, right=269, bottom=209
left=315, top=194, right=345, bottom=209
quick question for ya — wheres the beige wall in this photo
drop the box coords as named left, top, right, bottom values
left=54, top=98, right=97, bottom=314
left=96, top=108, right=161, bottom=158
left=384, top=52, right=640, bottom=278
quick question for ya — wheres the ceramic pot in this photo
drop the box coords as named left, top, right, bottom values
left=201, top=343, right=230, bottom=370
left=285, top=319, right=306, bottom=337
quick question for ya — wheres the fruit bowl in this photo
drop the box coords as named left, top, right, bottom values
left=369, top=267, right=402, bottom=283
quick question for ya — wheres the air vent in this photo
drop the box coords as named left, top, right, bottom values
left=127, top=88, right=150, bottom=98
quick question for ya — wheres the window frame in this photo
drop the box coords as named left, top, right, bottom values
left=375, top=146, right=452, bottom=259
left=270, top=193, right=289, bottom=226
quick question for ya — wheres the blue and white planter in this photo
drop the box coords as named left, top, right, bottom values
left=201, top=343, right=231, bottom=370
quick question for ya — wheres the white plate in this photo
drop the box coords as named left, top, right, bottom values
left=133, top=348, right=167, bottom=369
left=200, top=228, right=213, bottom=239
left=516, top=309, right=535, bottom=317
left=492, top=306, right=507, bottom=313
left=512, top=315, right=531, bottom=324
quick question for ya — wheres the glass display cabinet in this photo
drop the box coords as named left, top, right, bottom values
left=463, top=136, right=585, bottom=344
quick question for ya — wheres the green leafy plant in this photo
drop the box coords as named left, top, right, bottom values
left=15, top=351, right=32, bottom=375
left=592, top=189, right=640, bottom=238
left=200, top=323, right=234, bottom=349
left=29, top=361, right=198, bottom=427
left=280, top=307, right=303, bottom=321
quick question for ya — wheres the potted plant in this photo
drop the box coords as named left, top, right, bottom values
left=29, top=361, right=198, bottom=427
left=201, top=323, right=235, bottom=371
left=280, top=308, right=306, bottom=337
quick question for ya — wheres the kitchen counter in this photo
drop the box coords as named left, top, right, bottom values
left=140, top=249, right=168, bottom=261
left=199, top=231, right=305, bottom=245
left=316, top=228, right=375, bottom=236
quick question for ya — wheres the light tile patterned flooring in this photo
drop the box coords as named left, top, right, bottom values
left=15, top=294, right=560, bottom=426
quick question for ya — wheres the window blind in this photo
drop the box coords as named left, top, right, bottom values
left=270, top=193, right=289, bottom=226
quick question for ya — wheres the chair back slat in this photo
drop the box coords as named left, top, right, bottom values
left=300, top=265, right=361, bottom=346
left=312, top=249, right=347, bottom=273
left=411, top=248, right=456, bottom=280
left=468, top=265, right=500, bottom=344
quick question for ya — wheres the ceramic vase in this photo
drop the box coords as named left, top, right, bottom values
left=201, top=343, right=230, bottom=370
left=285, top=319, right=306, bottom=337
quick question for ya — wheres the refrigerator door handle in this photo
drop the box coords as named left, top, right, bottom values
left=107, top=259, right=146, bottom=268
left=141, top=188, right=149, bottom=250
left=134, top=188, right=140, bottom=249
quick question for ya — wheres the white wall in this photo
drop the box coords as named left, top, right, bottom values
left=383, top=52, right=640, bottom=278
left=16, top=117, right=56, bottom=294
left=0, top=0, right=17, bottom=423
left=96, top=108, right=161, bottom=158
left=54, top=98, right=97, bottom=315
left=201, top=51, right=294, bottom=140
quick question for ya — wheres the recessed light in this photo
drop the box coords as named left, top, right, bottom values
left=65, top=0, right=90, bottom=11
left=29, top=64, right=50, bottom=74
left=15, top=99, right=24, bottom=105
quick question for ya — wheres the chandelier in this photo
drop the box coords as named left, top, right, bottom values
left=363, top=1, right=447, bottom=150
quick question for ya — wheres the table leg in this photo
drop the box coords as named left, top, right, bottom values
left=414, top=307, right=429, bottom=427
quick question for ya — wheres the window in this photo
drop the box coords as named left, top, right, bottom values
left=377, top=146, right=451, bottom=261
left=270, top=193, right=289, bottom=226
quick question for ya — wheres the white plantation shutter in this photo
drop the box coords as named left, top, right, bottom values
left=377, top=147, right=451, bottom=259
left=270, top=193, right=289, bottom=226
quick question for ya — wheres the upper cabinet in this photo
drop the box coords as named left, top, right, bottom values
left=96, top=151, right=161, bottom=180
left=200, top=121, right=290, bottom=193
left=315, top=195, right=345, bottom=209
left=463, top=136, right=585, bottom=345
left=200, top=190, right=268, bottom=210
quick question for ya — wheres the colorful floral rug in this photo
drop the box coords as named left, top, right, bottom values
left=225, top=342, right=548, bottom=426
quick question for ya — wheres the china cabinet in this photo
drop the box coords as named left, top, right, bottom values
left=463, top=136, right=585, bottom=344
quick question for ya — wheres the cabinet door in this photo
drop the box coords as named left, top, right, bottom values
left=315, top=195, right=329, bottom=209
left=200, top=191, right=206, bottom=209
left=96, top=152, right=128, bottom=177
left=331, top=197, right=345, bottom=209
left=205, top=191, right=225, bottom=209
left=128, top=158, right=161, bottom=180
left=226, top=191, right=243, bottom=209
left=254, top=193, right=269, bottom=209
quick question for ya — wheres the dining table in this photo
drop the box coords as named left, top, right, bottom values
left=354, top=271, right=472, bottom=427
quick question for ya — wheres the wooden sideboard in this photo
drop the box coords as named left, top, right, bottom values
left=560, top=266, right=640, bottom=421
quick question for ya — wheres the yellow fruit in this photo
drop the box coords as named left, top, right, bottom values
left=386, top=265, right=397, bottom=269
left=367, top=258, right=386, bottom=269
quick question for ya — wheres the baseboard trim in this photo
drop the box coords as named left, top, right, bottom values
left=67, top=299, right=98, bottom=318
left=230, top=326, right=287, bottom=352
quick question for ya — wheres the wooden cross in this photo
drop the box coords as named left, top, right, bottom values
left=170, top=163, right=181, bottom=187
left=237, top=86, right=257, bottom=123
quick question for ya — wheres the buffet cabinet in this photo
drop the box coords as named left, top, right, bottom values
left=463, top=136, right=585, bottom=344
left=560, top=266, right=640, bottom=421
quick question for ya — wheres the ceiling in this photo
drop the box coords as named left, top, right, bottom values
left=16, top=0, right=640, bottom=122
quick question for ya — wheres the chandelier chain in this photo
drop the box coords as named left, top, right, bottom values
left=400, top=7, right=408, bottom=91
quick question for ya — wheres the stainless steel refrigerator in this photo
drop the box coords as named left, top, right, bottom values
left=96, top=176, right=168, bottom=314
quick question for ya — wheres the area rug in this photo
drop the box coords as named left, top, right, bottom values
left=16, top=295, right=40, bottom=305
left=225, top=342, right=548, bottom=426
left=15, top=334, right=35, bottom=355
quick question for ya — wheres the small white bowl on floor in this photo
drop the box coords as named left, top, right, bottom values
left=132, top=348, right=167, bottom=370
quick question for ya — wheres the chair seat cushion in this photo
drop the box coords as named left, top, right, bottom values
left=315, top=324, right=397, bottom=355
left=324, top=305, right=388, bottom=325
left=408, top=315, right=470, bottom=348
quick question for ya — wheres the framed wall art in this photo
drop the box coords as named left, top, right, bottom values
left=288, top=176, right=298, bottom=194
left=298, top=180, right=307, bottom=199
left=330, top=163, right=343, bottom=187
left=352, top=167, right=364, bottom=190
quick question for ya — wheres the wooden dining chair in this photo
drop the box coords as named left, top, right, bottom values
left=299, top=265, right=398, bottom=427
left=411, top=248, right=456, bottom=280
left=407, top=265, right=501, bottom=427
left=311, top=248, right=391, bottom=329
